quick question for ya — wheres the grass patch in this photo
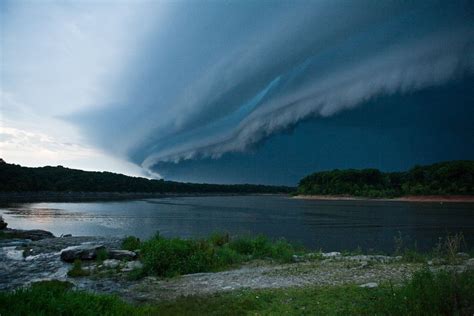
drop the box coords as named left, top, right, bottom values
left=0, top=280, right=140, bottom=316
left=121, top=235, right=141, bottom=251
left=393, top=231, right=469, bottom=264
left=138, top=232, right=301, bottom=277
left=1, top=269, right=473, bottom=315
left=67, top=259, right=90, bottom=277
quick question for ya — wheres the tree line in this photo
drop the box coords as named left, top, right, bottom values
left=297, top=160, right=474, bottom=198
left=0, top=160, right=292, bottom=194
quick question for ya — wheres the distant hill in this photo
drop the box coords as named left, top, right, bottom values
left=0, top=160, right=293, bottom=194
left=297, top=161, right=474, bottom=198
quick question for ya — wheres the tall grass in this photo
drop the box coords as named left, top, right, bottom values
left=393, top=231, right=469, bottom=263
left=129, top=232, right=300, bottom=277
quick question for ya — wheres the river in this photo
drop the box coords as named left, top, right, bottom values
left=1, top=195, right=473, bottom=252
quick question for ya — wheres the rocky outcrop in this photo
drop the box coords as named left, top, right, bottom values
left=0, top=217, right=7, bottom=230
left=60, top=245, right=106, bottom=263
left=0, top=218, right=54, bottom=240
left=2, top=229, right=55, bottom=241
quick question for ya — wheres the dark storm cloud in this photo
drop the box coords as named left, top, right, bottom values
left=69, top=1, right=474, bottom=177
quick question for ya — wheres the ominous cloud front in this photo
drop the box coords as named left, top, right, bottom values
left=2, top=1, right=473, bottom=184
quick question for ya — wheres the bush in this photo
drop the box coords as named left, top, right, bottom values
left=139, top=232, right=300, bottom=277
left=121, top=236, right=141, bottom=251
left=140, top=235, right=215, bottom=277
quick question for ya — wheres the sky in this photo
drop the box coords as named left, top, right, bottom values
left=1, top=0, right=473, bottom=185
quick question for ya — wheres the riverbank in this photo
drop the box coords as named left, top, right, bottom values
left=293, top=194, right=474, bottom=203
left=2, top=233, right=473, bottom=299
left=1, top=222, right=473, bottom=315
left=1, top=233, right=473, bottom=315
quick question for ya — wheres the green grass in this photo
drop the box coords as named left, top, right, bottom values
left=128, top=232, right=301, bottom=277
left=121, top=236, right=141, bottom=251
left=67, top=260, right=90, bottom=278
left=1, top=269, right=473, bottom=315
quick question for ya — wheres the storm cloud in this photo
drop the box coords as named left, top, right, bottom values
left=2, top=0, right=473, bottom=180
left=69, top=1, right=474, bottom=176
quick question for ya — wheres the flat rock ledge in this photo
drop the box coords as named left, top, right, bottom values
left=1, top=228, right=55, bottom=241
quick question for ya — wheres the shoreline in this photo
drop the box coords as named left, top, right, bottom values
left=0, top=191, right=288, bottom=203
left=293, top=194, right=474, bottom=203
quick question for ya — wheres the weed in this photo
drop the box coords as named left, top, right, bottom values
left=67, top=259, right=90, bottom=277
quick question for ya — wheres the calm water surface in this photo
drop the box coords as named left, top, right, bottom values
left=1, top=195, right=473, bottom=252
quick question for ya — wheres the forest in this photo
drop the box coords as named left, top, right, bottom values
left=0, top=160, right=292, bottom=194
left=297, top=160, right=474, bottom=198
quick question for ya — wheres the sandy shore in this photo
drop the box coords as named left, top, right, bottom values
left=293, top=195, right=474, bottom=203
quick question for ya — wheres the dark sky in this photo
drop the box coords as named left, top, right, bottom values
left=2, top=1, right=473, bottom=183
left=152, top=76, right=474, bottom=185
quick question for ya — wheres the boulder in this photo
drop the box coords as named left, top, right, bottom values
left=108, top=249, right=137, bottom=260
left=103, top=259, right=121, bottom=269
left=0, top=217, right=7, bottom=230
left=60, top=245, right=105, bottom=263
left=121, top=260, right=143, bottom=272
left=456, top=252, right=470, bottom=259
left=322, top=252, right=341, bottom=258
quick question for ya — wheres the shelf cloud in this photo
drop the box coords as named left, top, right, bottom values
left=2, top=1, right=473, bottom=179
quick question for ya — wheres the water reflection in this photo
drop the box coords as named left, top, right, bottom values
left=1, top=196, right=473, bottom=252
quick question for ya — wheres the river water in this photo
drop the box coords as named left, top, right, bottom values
left=1, top=195, right=473, bottom=252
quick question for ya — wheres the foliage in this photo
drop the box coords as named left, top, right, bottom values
left=1, top=270, right=473, bottom=315
left=433, top=232, right=466, bottom=264
left=121, top=236, right=141, bottom=251
left=67, top=260, right=90, bottom=278
left=0, top=160, right=292, bottom=194
left=139, top=233, right=299, bottom=277
left=0, top=280, right=140, bottom=316
left=297, top=160, right=474, bottom=197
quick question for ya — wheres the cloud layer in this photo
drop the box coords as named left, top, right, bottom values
left=2, top=1, right=473, bottom=178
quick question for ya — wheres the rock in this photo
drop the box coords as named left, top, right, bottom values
left=345, top=255, right=400, bottom=263
left=359, top=261, right=369, bottom=268
left=322, top=252, right=341, bottom=258
left=103, top=259, right=120, bottom=269
left=456, top=252, right=469, bottom=259
left=430, top=258, right=446, bottom=265
left=108, top=250, right=137, bottom=260
left=3, top=229, right=55, bottom=241
left=292, top=255, right=303, bottom=262
left=359, top=282, right=378, bottom=288
left=61, top=234, right=72, bottom=238
left=0, top=217, right=7, bottom=230
left=121, top=260, right=143, bottom=272
left=465, top=258, right=474, bottom=268
left=60, top=245, right=105, bottom=263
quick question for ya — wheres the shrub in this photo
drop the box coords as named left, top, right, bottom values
left=140, top=235, right=215, bottom=277
left=121, top=236, right=141, bottom=251
left=67, top=259, right=90, bottom=277
left=209, top=232, right=230, bottom=247
left=96, top=248, right=109, bottom=262
left=228, top=236, right=255, bottom=255
left=139, top=232, right=300, bottom=277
